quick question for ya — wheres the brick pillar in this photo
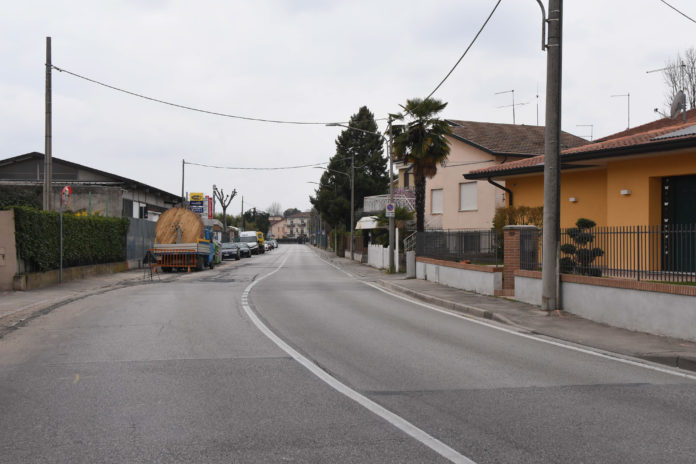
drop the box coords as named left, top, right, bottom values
left=503, top=225, right=540, bottom=293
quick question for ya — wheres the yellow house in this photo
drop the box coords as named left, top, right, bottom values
left=465, top=109, right=696, bottom=229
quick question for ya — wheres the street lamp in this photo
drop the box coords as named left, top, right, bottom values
left=325, top=121, right=395, bottom=271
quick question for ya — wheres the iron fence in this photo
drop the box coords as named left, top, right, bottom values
left=416, top=229, right=501, bottom=265
left=519, top=224, right=696, bottom=283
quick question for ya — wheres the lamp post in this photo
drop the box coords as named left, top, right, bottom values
left=325, top=122, right=393, bottom=264
left=314, top=165, right=352, bottom=258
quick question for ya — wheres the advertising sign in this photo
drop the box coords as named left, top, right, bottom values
left=189, top=192, right=204, bottom=202
left=207, top=196, right=213, bottom=219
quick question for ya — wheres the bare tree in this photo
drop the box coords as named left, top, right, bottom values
left=267, top=201, right=283, bottom=217
left=663, top=47, right=696, bottom=112
left=213, top=187, right=237, bottom=233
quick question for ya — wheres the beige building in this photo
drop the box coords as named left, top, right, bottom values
left=397, top=120, right=587, bottom=230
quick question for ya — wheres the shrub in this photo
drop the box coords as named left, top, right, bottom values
left=13, top=206, right=129, bottom=272
left=560, top=218, right=604, bottom=276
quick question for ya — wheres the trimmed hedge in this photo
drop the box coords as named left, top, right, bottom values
left=13, top=206, right=129, bottom=272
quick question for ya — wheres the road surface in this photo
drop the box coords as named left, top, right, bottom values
left=1, top=244, right=694, bottom=463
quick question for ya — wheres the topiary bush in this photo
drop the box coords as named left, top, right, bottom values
left=560, top=218, right=604, bottom=277
left=13, top=206, right=130, bottom=272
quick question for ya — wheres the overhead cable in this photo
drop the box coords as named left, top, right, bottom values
left=659, top=0, right=696, bottom=23
left=184, top=160, right=328, bottom=170
left=424, top=0, right=503, bottom=100
left=52, top=65, right=354, bottom=126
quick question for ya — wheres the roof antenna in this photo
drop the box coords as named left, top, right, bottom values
left=611, top=93, right=630, bottom=129
left=495, top=89, right=528, bottom=124
left=669, top=90, right=687, bottom=122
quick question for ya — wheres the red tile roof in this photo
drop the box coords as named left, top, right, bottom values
left=447, top=120, right=588, bottom=156
left=466, top=112, right=696, bottom=179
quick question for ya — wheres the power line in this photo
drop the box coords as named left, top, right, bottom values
left=659, top=0, right=696, bottom=23
left=424, top=0, right=503, bottom=100
left=184, top=160, right=329, bottom=170
left=52, top=65, right=355, bottom=126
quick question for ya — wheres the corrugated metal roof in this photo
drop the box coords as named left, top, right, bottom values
left=651, top=124, right=696, bottom=141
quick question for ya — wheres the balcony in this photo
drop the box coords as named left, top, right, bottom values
left=363, top=190, right=416, bottom=213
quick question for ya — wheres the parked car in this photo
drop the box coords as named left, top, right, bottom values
left=271, top=239, right=278, bottom=249
left=221, top=242, right=241, bottom=260
left=264, top=242, right=272, bottom=252
left=237, top=242, right=253, bottom=257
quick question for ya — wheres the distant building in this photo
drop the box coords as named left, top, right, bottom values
left=285, top=212, right=310, bottom=239
left=0, top=152, right=180, bottom=220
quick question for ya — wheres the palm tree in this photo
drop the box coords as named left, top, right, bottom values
left=392, top=98, right=451, bottom=232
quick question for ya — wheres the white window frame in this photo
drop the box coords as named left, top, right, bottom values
left=431, top=188, right=444, bottom=214
left=459, top=182, right=478, bottom=211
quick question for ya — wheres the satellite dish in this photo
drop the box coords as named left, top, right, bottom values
left=670, top=90, right=686, bottom=119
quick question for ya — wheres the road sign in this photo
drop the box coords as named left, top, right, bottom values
left=61, top=185, right=72, bottom=206
left=386, top=202, right=395, bottom=218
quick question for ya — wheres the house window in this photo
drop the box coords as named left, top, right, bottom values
left=431, top=189, right=443, bottom=214
left=459, top=182, right=478, bottom=211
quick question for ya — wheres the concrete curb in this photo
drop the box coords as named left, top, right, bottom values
left=378, top=280, right=523, bottom=329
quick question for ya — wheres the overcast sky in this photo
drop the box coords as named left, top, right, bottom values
left=2, top=1, right=694, bottom=214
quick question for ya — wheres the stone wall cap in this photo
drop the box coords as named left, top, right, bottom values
left=503, top=225, right=540, bottom=230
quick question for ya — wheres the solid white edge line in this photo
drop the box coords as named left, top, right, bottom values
left=363, top=281, right=696, bottom=382
left=312, top=250, right=696, bottom=382
left=242, top=247, right=477, bottom=464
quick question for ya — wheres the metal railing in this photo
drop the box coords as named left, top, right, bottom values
left=416, top=229, right=501, bottom=265
left=519, top=224, right=696, bottom=283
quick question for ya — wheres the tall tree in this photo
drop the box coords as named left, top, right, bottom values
left=267, top=202, right=283, bottom=217
left=310, top=106, right=388, bottom=229
left=392, top=98, right=451, bottom=232
left=662, top=47, right=696, bottom=112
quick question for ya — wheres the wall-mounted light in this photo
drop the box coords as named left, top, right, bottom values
left=569, top=197, right=578, bottom=203
left=620, top=189, right=631, bottom=196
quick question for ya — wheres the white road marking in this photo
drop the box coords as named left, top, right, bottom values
left=241, top=248, right=477, bottom=464
left=314, top=250, right=696, bottom=382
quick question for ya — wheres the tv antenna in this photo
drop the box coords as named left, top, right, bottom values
left=495, top=89, right=527, bottom=124
left=576, top=124, right=594, bottom=141
left=611, top=92, right=630, bottom=129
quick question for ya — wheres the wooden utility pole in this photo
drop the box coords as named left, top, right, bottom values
left=541, top=0, right=563, bottom=311
left=43, top=37, right=53, bottom=210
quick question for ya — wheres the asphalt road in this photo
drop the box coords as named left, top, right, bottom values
left=1, top=244, right=694, bottom=463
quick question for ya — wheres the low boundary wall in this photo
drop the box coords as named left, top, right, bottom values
left=416, top=257, right=502, bottom=295
left=13, top=261, right=129, bottom=291
left=514, top=270, right=696, bottom=342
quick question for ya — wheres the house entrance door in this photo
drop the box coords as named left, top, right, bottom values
left=662, top=174, right=696, bottom=273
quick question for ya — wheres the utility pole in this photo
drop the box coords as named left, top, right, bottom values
left=541, top=0, right=563, bottom=311
left=43, top=37, right=52, bottom=211
left=181, top=159, right=185, bottom=205
left=350, top=151, right=355, bottom=261
left=387, top=116, right=395, bottom=273
left=241, top=196, right=245, bottom=230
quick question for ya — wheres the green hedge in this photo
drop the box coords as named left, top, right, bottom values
left=13, top=206, right=130, bottom=272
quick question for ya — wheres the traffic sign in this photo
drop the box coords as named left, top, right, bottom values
left=386, top=202, right=395, bottom=217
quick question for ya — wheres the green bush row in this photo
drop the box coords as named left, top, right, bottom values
left=13, top=206, right=129, bottom=272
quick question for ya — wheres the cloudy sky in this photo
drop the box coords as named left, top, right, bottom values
left=2, top=1, right=694, bottom=214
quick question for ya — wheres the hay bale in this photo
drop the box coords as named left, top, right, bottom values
left=155, top=207, right=205, bottom=244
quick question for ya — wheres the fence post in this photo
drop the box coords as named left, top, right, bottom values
left=502, top=225, right=540, bottom=296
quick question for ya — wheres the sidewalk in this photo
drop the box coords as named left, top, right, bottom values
left=0, top=267, right=176, bottom=338
left=3, top=248, right=696, bottom=374
left=312, top=247, right=696, bottom=373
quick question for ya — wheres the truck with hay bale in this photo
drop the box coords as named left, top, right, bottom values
left=150, top=207, right=216, bottom=272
